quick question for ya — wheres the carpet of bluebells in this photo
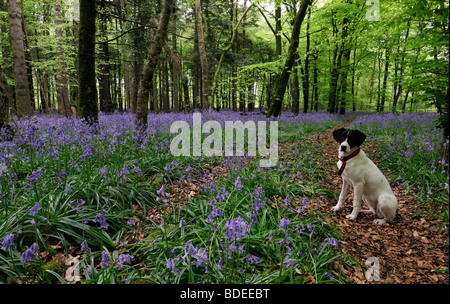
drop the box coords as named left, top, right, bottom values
left=0, top=110, right=447, bottom=284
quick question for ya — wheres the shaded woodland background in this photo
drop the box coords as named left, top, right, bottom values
left=0, top=0, right=448, bottom=125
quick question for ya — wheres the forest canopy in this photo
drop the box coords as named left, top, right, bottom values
left=0, top=0, right=448, bottom=122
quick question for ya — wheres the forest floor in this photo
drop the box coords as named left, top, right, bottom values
left=145, top=122, right=449, bottom=284
left=283, top=122, right=449, bottom=284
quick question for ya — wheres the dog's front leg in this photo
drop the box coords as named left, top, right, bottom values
left=346, top=182, right=363, bottom=220
left=331, top=178, right=349, bottom=212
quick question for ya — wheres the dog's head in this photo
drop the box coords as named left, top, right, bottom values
left=332, top=128, right=366, bottom=154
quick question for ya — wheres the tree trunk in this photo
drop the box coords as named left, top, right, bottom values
left=195, top=0, right=210, bottom=110
left=8, top=0, right=33, bottom=118
left=210, top=2, right=252, bottom=106
left=135, top=0, right=173, bottom=125
left=171, top=9, right=179, bottom=113
left=338, top=45, right=351, bottom=115
left=98, top=2, right=112, bottom=113
left=302, top=6, right=311, bottom=113
left=379, top=48, right=390, bottom=112
left=1, top=0, right=13, bottom=125
left=267, top=0, right=311, bottom=117
left=78, top=0, right=98, bottom=122
left=291, top=55, right=300, bottom=114
left=55, top=0, right=71, bottom=117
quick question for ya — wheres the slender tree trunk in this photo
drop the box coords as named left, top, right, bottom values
left=98, top=2, right=112, bottom=113
left=135, top=0, right=173, bottom=125
left=339, top=45, right=351, bottom=115
left=1, top=0, right=13, bottom=125
left=8, top=0, right=32, bottom=118
left=379, top=48, right=390, bottom=112
left=55, top=0, right=71, bottom=117
left=78, top=0, right=98, bottom=122
left=312, top=53, right=319, bottom=111
left=210, top=2, right=252, bottom=106
left=267, top=0, right=311, bottom=117
left=171, top=9, right=179, bottom=113
left=291, top=54, right=300, bottom=114
left=302, top=6, right=311, bottom=113
left=195, top=0, right=210, bottom=110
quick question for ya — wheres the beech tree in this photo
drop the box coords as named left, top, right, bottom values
left=78, top=0, right=98, bottom=122
left=8, top=0, right=32, bottom=118
left=135, top=0, right=173, bottom=126
left=267, top=0, right=311, bottom=117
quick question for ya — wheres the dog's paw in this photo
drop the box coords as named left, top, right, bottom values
left=373, top=218, right=387, bottom=225
left=345, top=213, right=357, bottom=220
left=331, top=206, right=340, bottom=212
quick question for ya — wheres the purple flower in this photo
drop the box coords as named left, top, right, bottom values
left=224, top=216, right=248, bottom=244
left=29, top=203, right=41, bottom=215
left=279, top=218, right=290, bottom=230
left=166, top=257, right=181, bottom=275
left=81, top=240, right=91, bottom=252
left=218, top=257, right=224, bottom=272
left=101, top=250, right=111, bottom=268
left=285, top=194, right=291, bottom=206
left=1, top=233, right=15, bottom=251
left=21, top=243, right=39, bottom=264
left=94, top=211, right=108, bottom=229
left=245, top=254, right=260, bottom=265
left=27, top=171, right=41, bottom=182
left=283, top=258, right=297, bottom=269
left=297, top=197, right=307, bottom=214
left=117, top=254, right=134, bottom=270
left=234, top=177, right=243, bottom=192
left=321, top=238, right=338, bottom=249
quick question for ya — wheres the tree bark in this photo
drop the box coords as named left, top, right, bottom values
left=267, top=0, right=311, bottom=117
left=1, top=0, right=13, bottom=125
left=78, top=0, right=98, bottom=122
left=195, top=0, right=210, bottom=110
left=210, top=2, right=252, bottom=106
left=98, top=1, right=112, bottom=113
left=302, top=6, right=311, bottom=113
left=379, top=48, right=390, bottom=112
left=55, top=0, right=71, bottom=117
left=135, top=0, right=173, bottom=125
left=8, top=0, right=33, bottom=118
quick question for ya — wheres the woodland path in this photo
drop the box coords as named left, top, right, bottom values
left=280, top=122, right=449, bottom=284
left=145, top=122, right=449, bottom=284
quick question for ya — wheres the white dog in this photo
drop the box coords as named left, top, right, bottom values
left=331, top=128, right=398, bottom=225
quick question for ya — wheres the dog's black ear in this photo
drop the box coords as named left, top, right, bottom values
left=332, top=128, right=346, bottom=143
left=348, top=130, right=366, bottom=147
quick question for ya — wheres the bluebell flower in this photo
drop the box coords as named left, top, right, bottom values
left=94, top=211, right=108, bottom=229
left=245, top=254, right=260, bottom=265
left=21, top=243, right=39, bottom=264
left=224, top=216, right=248, bottom=244
left=234, top=176, right=243, bottom=192
left=321, top=238, right=338, bottom=249
left=117, top=254, right=134, bottom=270
left=1, top=233, right=14, bottom=251
left=81, top=240, right=91, bottom=253
left=101, top=250, right=111, bottom=268
left=279, top=218, right=290, bottom=230
left=218, top=257, right=224, bottom=272
left=27, top=171, right=41, bottom=182
left=283, top=258, right=296, bottom=269
left=29, top=203, right=41, bottom=215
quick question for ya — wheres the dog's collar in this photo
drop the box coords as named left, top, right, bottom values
left=337, top=147, right=361, bottom=176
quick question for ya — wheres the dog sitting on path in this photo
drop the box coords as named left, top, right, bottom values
left=331, top=128, right=398, bottom=225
